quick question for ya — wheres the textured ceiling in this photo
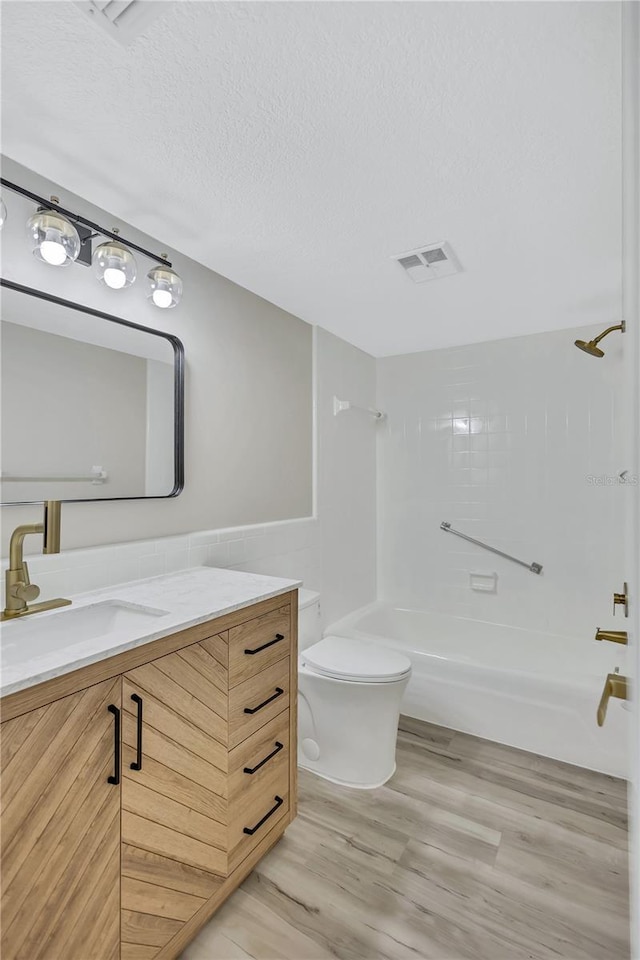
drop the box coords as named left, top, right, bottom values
left=0, top=1, right=622, bottom=356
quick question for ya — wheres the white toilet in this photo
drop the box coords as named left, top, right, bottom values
left=297, top=590, right=412, bottom=789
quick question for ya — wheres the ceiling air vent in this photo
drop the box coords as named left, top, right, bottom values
left=393, top=242, right=462, bottom=283
left=75, top=1, right=168, bottom=46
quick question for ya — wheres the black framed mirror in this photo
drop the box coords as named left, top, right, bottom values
left=0, top=279, right=184, bottom=504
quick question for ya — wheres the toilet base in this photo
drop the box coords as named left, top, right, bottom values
left=298, top=663, right=410, bottom=789
left=298, top=760, right=396, bottom=790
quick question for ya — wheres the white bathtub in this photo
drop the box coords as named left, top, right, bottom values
left=327, top=603, right=629, bottom=777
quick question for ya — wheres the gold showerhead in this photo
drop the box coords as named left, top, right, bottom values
left=574, top=321, right=625, bottom=358
left=575, top=339, right=605, bottom=357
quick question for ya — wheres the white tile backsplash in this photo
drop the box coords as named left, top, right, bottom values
left=1, top=517, right=321, bottom=610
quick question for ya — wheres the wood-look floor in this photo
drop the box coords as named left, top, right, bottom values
left=180, top=717, right=630, bottom=960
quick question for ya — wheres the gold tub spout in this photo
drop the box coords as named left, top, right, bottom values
left=595, top=628, right=628, bottom=645
left=597, top=673, right=629, bottom=727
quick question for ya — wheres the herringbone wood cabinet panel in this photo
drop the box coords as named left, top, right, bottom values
left=0, top=677, right=121, bottom=960
left=121, top=640, right=229, bottom=957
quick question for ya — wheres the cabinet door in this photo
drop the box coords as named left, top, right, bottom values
left=121, top=636, right=228, bottom=959
left=0, top=678, right=121, bottom=960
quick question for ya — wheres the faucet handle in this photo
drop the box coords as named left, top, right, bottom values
left=10, top=581, right=40, bottom=603
left=613, top=582, right=629, bottom=617
left=597, top=672, right=628, bottom=727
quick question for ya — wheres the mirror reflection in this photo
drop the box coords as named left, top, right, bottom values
left=1, top=284, right=183, bottom=503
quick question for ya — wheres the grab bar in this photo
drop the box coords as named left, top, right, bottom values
left=440, top=522, right=543, bottom=575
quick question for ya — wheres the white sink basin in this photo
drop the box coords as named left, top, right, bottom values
left=1, top=599, right=170, bottom=668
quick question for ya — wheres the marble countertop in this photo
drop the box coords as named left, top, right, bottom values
left=0, top=566, right=301, bottom=698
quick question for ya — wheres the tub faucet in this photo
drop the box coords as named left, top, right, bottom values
left=2, top=501, right=71, bottom=621
left=595, top=628, right=628, bottom=645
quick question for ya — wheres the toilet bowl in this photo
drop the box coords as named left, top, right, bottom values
left=297, top=591, right=411, bottom=789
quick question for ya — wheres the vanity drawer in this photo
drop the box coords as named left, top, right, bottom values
left=228, top=606, right=290, bottom=687
left=228, top=774, right=290, bottom=871
left=228, top=658, right=290, bottom=748
left=229, top=710, right=290, bottom=801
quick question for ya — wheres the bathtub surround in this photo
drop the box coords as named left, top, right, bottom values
left=377, top=324, right=626, bottom=641
left=0, top=156, right=313, bottom=550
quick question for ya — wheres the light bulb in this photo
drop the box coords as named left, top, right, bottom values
left=40, top=239, right=67, bottom=266
left=27, top=209, right=81, bottom=266
left=93, top=239, right=136, bottom=289
left=152, top=288, right=173, bottom=308
left=146, top=264, right=183, bottom=308
left=103, top=267, right=127, bottom=289
left=0, top=197, right=6, bottom=229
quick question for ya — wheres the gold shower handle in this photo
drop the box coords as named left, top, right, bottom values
left=597, top=673, right=628, bottom=727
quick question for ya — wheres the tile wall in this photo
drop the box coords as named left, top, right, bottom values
left=376, top=324, right=628, bottom=637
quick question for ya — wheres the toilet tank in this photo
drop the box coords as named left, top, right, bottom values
left=298, top=589, right=321, bottom=651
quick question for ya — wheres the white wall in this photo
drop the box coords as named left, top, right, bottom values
left=316, top=327, right=377, bottom=626
left=0, top=156, right=312, bottom=553
left=0, top=325, right=378, bottom=630
left=377, top=325, right=627, bottom=639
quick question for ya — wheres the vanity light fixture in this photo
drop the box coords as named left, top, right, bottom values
left=27, top=199, right=82, bottom=267
left=146, top=259, right=183, bottom=308
left=93, top=228, right=137, bottom=289
left=1, top=176, right=183, bottom=307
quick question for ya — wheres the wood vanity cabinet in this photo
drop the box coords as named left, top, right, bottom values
left=0, top=678, right=122, bottom=960
left=0, top=590, right=298, bottom=960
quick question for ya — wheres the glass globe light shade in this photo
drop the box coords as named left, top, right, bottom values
left=27, top=209, right=81, bottom=266
left=0, top=196, right=7, bottom=229
left=93, top=240, right=137, bottom=289
left=146, top=265, right=183, bottom=308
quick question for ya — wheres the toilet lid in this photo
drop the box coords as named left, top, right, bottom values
left=301, top=636, right=411, bottom=683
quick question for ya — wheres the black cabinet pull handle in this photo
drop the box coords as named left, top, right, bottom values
left=244, top=687, right=284, bottom=715
left=107, top=704, right=120, bottom=785
left=130, top=694, right=143, bottom=771
left=243, top=741, right=284, bottom=775
left=244, top=633, right=285, bottom=656
left=243, top=796, right=284, bottom=835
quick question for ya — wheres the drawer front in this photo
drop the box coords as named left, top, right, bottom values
left=228, top=772, right=290, bottom=871
left=229, top=710, right=290, bottom=802
left=228, top=606, right=290, bottom=687
left=228, top=658, right=290, bottom=749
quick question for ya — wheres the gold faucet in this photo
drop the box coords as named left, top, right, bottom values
left=597, top=671, right=629, bottom=727
left=595, top=628, right=628, bottom=645
left=2, top=501, right=71, bottom=621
